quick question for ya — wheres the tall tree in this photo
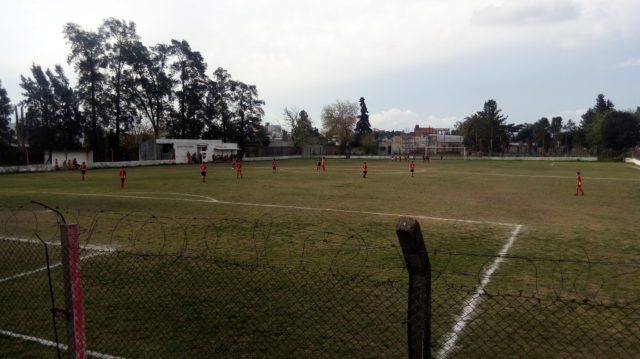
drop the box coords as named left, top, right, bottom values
left=231, top=81, right=265, bottom=155
left=167, top=39, right=208, bottom=138
left=100, top=18, right=140, bottom=159
left=64, top=22, right=106, bottom=157
left=550, top=116, right=563, bottom=153
left=601, top=110, right=640, bottom=153
left=284, top=107, right=319, bottom=151
left=355, top=97, right=372, bottom=136
left=581, top=94, right=614, bottom=129
left=532, top=117, right=551, bottom=153
left=204, top=67, right=234, bottom=140
left=514, top=123, right=534, bottom=153
left=457, top=99, right=510, bottom=154
left=0, top=81, right=13, bottom=148
left=480, top=99, right=509, bottom=154
left=130, top=43, right=173, bottom=138
left=47, top=65, right=83, bottom=150
left=560, top=119, right=581, bottom=154
left=20, top=64, right=57, bottom=159
left=321, top=100, right=358, bottom=155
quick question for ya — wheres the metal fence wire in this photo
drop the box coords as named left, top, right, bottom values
left=0, top=204, right=639, bottom=358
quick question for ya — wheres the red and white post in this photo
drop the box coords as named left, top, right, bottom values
left=60, top=224, right=87, bottom=359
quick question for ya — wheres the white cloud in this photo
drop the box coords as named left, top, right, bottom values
left=472, top=0, right=581, bottom=26
left=543, top=109, right=586, bottom=124
left=2, top=0, right=640, bottom=129
left=619, top=58, right=640, bottom=67
left=425, top=115, right=459, bottom=129
left=371, top=109, right=421, bottom=132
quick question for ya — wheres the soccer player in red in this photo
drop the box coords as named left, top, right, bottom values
left=409, top=160, right=415, bottom=177
left=575, top=171, right=584, bottom=196
left=362, top=161, right=368, bottom=178
left=200, top=162, right=207, bottom=183
left=235, top=160, right=243, bottom=179
left=80, top=162, right=88, bottom=180
left=321, top=157, right=326, bottom=172
left=272, top=158, right=278, bottom=174
left=119, top=166, right=127, bottom=189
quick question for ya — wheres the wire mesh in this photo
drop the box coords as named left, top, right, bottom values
left=1, top=204, right=639, bottom=358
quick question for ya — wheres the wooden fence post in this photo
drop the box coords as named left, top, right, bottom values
left=396, top=217, right=431, bottom=359
left=60, top=224, right=87, bottom=359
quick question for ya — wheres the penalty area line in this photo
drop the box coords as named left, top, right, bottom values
left=0, top=251, right=108, bottom=284
left=33, top=190, right=519, bottom=228
left=0, top=329, right=125, bottom=359
left=436, top=224, right=523, bottom=359
left=0, top=236, right=115, bottom=284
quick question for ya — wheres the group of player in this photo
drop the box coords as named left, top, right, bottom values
left=74, top=158, right=587, bottom=195
left=199, top=159, right=248, bottom=182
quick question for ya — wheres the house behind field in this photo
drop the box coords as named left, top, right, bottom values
left=391, top=125, right=464, bottom=156
left=139, top=138, right=239, bottom=163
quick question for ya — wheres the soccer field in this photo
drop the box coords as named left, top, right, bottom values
left=1, top=158, right=639, bottom=357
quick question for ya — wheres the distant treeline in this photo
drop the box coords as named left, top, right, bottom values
left=455, top=95, right=640, bottom=158
left=0, top=18, right=267, bottom=162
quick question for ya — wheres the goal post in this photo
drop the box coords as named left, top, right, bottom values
left=425, top=146, right=467, bottom=160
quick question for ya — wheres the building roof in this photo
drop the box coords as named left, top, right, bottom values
left=414, top=127, right=437, bottom=136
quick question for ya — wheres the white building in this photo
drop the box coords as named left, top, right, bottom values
left=139, top=138, right=239, bottom=163
left=392, top=125, right=464, bottom=156
left=265, top=123, right=284, bottom=140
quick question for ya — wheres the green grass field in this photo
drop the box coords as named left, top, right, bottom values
left=1, top=158, right=639, bottom=357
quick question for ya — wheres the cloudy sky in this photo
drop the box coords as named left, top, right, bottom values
left=1, top=0, right=639, bottom=132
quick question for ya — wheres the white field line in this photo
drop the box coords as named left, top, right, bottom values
left=0, top=237, right=120, bottom=357
left=32, top=190, right=518, bottom=227
left=0, top=236, right=115, bottom=284
left=0, top=237, right=115, bottom=283
left=628, top=165, right=640, bottom=171
left=279, top=167, right=429, bottom=175
left=436, top=224, right=523, bottom=359
left=0, top=252, right=107, bottom=284
left=12, top=190, right=525, bottom=355
left=441, top=170, right=640, bottom=182
left=0, top=329, right=126, bottom=359
left=0, top=235, right=117, bottom=252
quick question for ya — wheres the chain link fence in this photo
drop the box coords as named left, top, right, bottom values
left=1, top=204, right=639, bottom=358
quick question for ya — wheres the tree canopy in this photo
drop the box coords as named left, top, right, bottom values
left=321, top=100, right=358, bottom=154
left=456, top=99, right=512, bottom=154
left=0, top=81, right=13, bottom=148
left=9, top=18, right=268, bottom=161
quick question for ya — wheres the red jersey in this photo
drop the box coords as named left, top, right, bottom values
left=236, top=162, right=243, bottom=170
left=272, top=159, right=277, bottom=167
left=119, top=168, right=127, bottom=178
left=200, top=163, right=207, bottom=172
left=80, top=163, right=87, bottom=171
left=362, top=163, right=368, bottom=171
left=576, top=174, right=582, bottom=186
left=410, top=162, right=415, bottom=170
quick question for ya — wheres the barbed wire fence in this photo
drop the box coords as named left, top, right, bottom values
left=0, top=203, right=639, bottom=358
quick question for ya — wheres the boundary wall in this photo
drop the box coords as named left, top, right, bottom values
left=2, top=156, right=609, bottom=174
left=624, top=158, right=640, bottom=166
left=0, top=160, right=175, bottom=174
left=468, top=156, right=597, bottom=161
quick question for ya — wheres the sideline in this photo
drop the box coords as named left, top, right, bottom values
left=0, top=329, right=125, bottom=359
left=436, top=224, right=523, bottom=358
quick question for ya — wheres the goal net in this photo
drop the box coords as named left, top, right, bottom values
left=425, top=147, right=467, bottom=160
